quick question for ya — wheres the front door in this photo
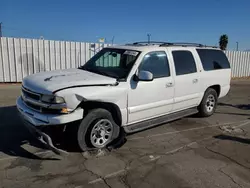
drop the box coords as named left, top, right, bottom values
left=128, top=51, right=174, bottom=124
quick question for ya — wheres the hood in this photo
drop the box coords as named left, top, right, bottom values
left=22, top=68, right=118, bottom=94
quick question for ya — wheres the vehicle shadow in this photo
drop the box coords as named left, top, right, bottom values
left=0, top=106, right=127, bottom=158
left=216, top=102, right=250, bottom=117
left=59, top=121, right=127, bottom=152
left=0, top=106, right=58, bottom=160
left=214, top=134, right=250, bottom=145
left=218, top=102, right=250, bottom=110
left=215, top=111, right=250, bottom=116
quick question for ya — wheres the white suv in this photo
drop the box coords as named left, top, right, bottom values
left=17, top=42, right=231, bottom=154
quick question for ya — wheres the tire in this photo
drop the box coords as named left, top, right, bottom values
left=77, top=108, right=120, bottom=151
left=198, top=88, right=218, bottom=117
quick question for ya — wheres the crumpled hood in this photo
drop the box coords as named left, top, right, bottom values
left=22, top=68, right=117, bottom=94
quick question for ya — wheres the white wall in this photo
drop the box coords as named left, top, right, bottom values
left=0, top=37, right=250, bottom=82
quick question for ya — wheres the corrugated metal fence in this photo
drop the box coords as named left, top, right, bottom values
left=225, top=51, right=250, bottom=78
left=0, top=37, right=111, bottom=82
left=0, top=37, right=250, bottom=82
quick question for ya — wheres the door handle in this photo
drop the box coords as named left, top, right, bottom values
left=193, top=79, right=198, bottom=83
left=166, top=82, right=173, bottom=87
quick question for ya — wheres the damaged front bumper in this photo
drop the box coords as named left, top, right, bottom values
left=23, top=120, right=68, bottom=155
left=16, top=96, right=83, bottom=155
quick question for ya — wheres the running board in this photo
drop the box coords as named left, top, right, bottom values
left=124, top=107, right=198, bottom=133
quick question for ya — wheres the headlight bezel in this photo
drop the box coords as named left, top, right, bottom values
left=40, top=94, right=65, bottom=104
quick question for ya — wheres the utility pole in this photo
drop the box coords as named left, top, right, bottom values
left=0, top=22, right=2, bottom=37
left=147, top=34, right=151, bottom=44
left=111, top=36, right=115, bottom=45
left=236, top=42, right=239, bottom=51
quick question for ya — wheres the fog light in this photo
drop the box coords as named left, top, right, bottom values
left=61, top=108, right=69, bottom=113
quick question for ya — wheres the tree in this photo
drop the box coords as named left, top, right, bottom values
left=219, top=34, right=228, bottom=50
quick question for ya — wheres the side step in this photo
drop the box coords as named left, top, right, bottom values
left=124, top=107, right=198, bottom=133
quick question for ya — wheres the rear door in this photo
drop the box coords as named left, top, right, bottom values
left=169, top=49, right=202, bottom=111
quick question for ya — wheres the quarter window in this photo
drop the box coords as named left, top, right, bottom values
left=196, top=49, right=230, bottom=71
left=139, top=51, right=170, bottom=78
left=172, top=51, right=197, bottom=75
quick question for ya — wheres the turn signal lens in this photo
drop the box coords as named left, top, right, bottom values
left=61, top=108, right=69, bottom=113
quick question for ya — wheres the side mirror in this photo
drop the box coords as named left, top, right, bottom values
left=135, top=70, right=153, bottom=81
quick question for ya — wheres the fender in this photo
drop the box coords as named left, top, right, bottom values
left=55, top=84, right=128, bottom=125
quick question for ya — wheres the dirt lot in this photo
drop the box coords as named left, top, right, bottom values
left=1, top=81, right=250, bottom=188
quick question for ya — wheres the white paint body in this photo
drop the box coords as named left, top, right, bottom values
left=16, top=45, right=231, bottom=127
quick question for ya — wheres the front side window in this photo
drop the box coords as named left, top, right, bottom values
left=79, top=48, right=140, bottom=80
left=172, top=51, right=197, bottom=76
left=138, top=51, right=170, bottom=78
left=196, top=49, right=230, bottom=71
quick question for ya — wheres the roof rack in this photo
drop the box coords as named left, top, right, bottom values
left=159, top=42, right=203, bottom=47
left=159, top=42, right=218, bottom=48
left=125, top=41, right=167, bottom=46
left=125, top=41, right=218, bottom=48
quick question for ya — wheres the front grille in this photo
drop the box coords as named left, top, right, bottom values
left=21, top=86, right=63, bottom=114
left=22, top=87, right=42, bottom=112
left=22, top=87, right=41, bottom=101
left=23, top=99, right=62, bottom=114
left=25, top=101, right=41, bottom=111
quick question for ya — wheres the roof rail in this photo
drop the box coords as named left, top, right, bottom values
left=125, top=41, right=218, bottom=48
left=125, top=41, right=167, bottom=45
left=159, top=42, right=203, bottom=47
left=160, top=42, right=218, bottom=48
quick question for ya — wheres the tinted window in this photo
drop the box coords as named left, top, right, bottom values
left=172, top=51, right=197, bottom=75
left=139, top=51, right=170, bottom=78
left=196, top=49, right=230, bottom=71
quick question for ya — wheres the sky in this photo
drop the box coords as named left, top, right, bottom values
left=1, top=0, right=250, bottom=50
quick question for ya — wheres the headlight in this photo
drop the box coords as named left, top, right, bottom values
left=41, top=95, right=65, bottom=104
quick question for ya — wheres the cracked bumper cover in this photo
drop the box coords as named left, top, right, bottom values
left=16, top=96, right=84, bottom=155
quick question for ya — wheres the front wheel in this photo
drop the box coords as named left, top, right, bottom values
left=198, top=88, right=218, bottom=117
left=77, top=108, right=120, bottom=151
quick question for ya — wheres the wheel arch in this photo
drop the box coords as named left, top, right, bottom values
left=78, top=100, right=122, bottom=126
left=198, top=84, right=221, bottom=106
left=207, top=84, right=221, bottom=97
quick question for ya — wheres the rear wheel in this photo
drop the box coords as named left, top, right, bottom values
left=198, top=88, right=218, bottom=117
left=77, top=108, right=120, bottom=151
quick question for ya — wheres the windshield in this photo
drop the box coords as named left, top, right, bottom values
left=79, top=48, right=140, bottom=80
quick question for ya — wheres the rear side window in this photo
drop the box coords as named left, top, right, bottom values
left=172, top=51, right=197, bottom=76
left=196, top=49, right=230, bottom=71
